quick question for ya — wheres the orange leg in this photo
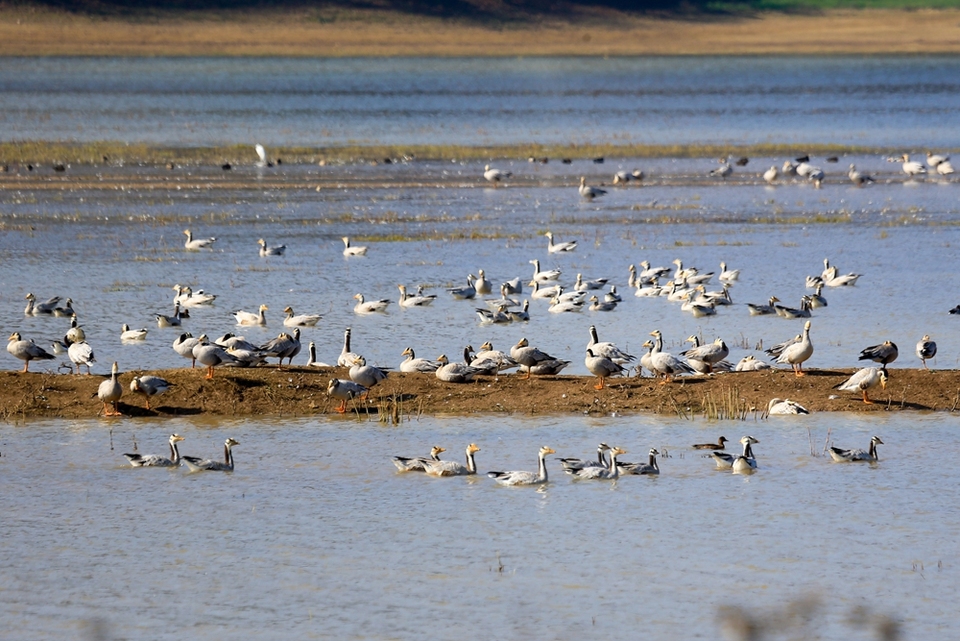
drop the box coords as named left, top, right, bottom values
left=22, top=362, right=29, bottom=373
left=794, top=363, right=805, bottom=377
left=862, top=390, right=874, bottom=404
left=112, top=402, right=124, bottom=416
left=145, top=397, right=151, bottom=411
left=523, top=368, right=531, bottom=379
left=205, top=365, right=215, bottom=380
left=337, top=399, right=348, bottom=413
left=594, top=377, right=605, bottom=390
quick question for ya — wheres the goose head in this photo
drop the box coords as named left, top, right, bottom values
left=466, top=443, right=481, bottom=455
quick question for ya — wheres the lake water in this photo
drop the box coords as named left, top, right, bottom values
left=1, top=56, right=960, bottom=639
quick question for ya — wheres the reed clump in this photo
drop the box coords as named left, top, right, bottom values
left=699, top=385, right=751, bottom=421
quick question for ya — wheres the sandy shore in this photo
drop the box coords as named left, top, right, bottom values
left=2, top=366, right=956, bottom=421
left=2, top=7, right=960, bottom=56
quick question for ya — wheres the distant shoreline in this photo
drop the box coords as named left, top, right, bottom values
left=2, top=7, right=960, bottom=56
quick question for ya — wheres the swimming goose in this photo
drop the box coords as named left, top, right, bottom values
left=349, top=356, right=388, bottom=391
left=604, top=285, right=622, bottom=303
left=182, top=438, right=239, bottom=472
left=502, top=276, right=523, bottom=295
left=836, top=367, right=888, bottom=404
left=173, top=332, right=200, bottom=367
left=781, top=160, right=798, bottom=176
left=129, top=375, right=173, bottom=410
left=681, top=336, right=729, bottom=374
left=712, top=436, right=758, bottom=471
left=734, top=355, right=770, bottom=371
left=774, top=297, right=812, bottom=319
left=567, top=446, right=626, bottom=480
left=585, top=348, right=626, bottom=390
left=858, top=341, right=898, bottom=371
left=506, top=300, right=531, bottom=322
left=718, top=262, right=741, bottom=282
left=53, top=298, right=75, bottom=317
left=829, top=435, right=883, bottom=462
left=394, top=285, right=436, bottom=309
left=776, top=320, right=813, bottom=376
left=848, top=164, right=875, bottom=186
left=435, top=354, right=481, bottom=383
left=578, top=176, right=607, bottom=199
left=156, top=303, right=185, bottom=328
left=234, top=304, right=269, bottom=326
left=768, top=398, right=809, bottom=415
left=588, top=295, right=617, bottom=312
left=548, top=296, right=584, bottom=314
left=446, top=276, right=477, bottom=300
left=338, top=328, right=361, bottom=367
left=646, top=331, right=694, bottom=383
left=634, top=281, right=662, bottom=297
left=808, top=284, right=827, bottom=308
left=24, top=292, right=50, bottom=316
left=619, top=448, right=660, bottom=476
left=68, top=340, right=95, bottom=375
left=400, top=347, right=442, bottom=373
left=342, top=236, right=368, bottom=256
left=763, top=166, right=778, bottom=184
left=120, top=324, right=148, bottom=342
left=423, top=443, right=481, bottom=476
left=473, top=269, right=492, bottom=295
left=917, top=335, right=937, bottom=370
left=530, top=281, right=562, bottom=300
left=257, top=238, right=286, bottom=256
left=927, top=152, right=949, bottom=168
left=352, top=293, right=390, bottom=314
left=732, top=437, right=759, bottom=474
left=560, top=443, right=611, bottom=472
left=545, top=231, right=578, bottom=253
left=483, top=164, right=511, bottom=184
left=97, top=361, right=123, bottom=416
left=575, top=273, right=608, bottom=291
left=183, top=229, right=217, bottom=251
left=327, top=378, right=367, bottom=412
left=823, top=267, right=861, bottom=287
left=510, top=338, right=560, bottom=378
left=637, top=261, right=670, bottom=284
left=937, top=160, right=955, bottom=175
left=260, top=329, right=301, bottom=367
left=192, top=336, right=240, bottom=378
left=709, top=157, right=732, bottom=179
left=692, top=436, right=727, bottom=450
left=587, top=325, right=635, bottom=364
left=283, top=306, right=321, bottom=327
left=174, top=286, right=217, bottom=307
left=488, top=446, right=555, bottom=486
left=123, top=434, right=185, bottom=467
left=306, top=341, right=332, bottom=368
left=393, top=446, right=446, bottom=472
left=899, top=154, right=926, bottom=178
left=65, top=315, right=86, bottom=344
left=255, top=143, right=272, bottom=167
left=673, top=259, right=714, bottom=285
left=529, top=259, right=561, bottom=283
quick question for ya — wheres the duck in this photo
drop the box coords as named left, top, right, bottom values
left=260, top=329, right=301, bottom=368
left=192, top=336, right=239, bottom=379
left=423, top=443, right=481, bottom=476
left=734, top=355, right=769, bottom=372
left=257, top=238, right=286, bottom=256
left=899, top=154, right=926, bottom=178
left=747, top=296, right=780, bottom=316
left=349, top=356, right=388, bottom=391
left=776, top=320, right=813, bottom=376
left=763, top=166, right=778, bottom=184
left=488, top=446, right=555, bottom=486
left=68, top=340, right=95, bottom=375
left=338, top=327, right=361, bottom=367
left=342, top=236, right=368, bottom=256
left=619, top=448, right=660, bottom=476
left=712, top=436, right=758, bottom=471
left=829, top=435, right=883, bottom=462
left=306, top=341, right=332, bottom=368
left=327, top=378, right=368, bottom=412
left=393, top=445, right=446, bottom=472
left=578, top=176, right=607, bottom=199
left=575, top=273, right=608, bottom=291
left=585, top=348, right=626, bottom=390
left=120, top=324, right=148, bottom=341
left=97, top=362, right=123, bottom=416
left=567, top=446, right=626, bottom=480
left=156, top=303, right=185, bottom=328
left=353, top=293, right=391, bottom=314
left=917, top=335, right=937, bottom=370
left=396, top=284, right=437, bottom=308
left=858, top=341, right=898, bottom=372
left=283, top=306, right=321, bottom=327
left=692, top=436, right=727, bottom=450
left=183, top=229, right=217, bottom=251
left=233, top=304, right=269, bottom=326
left=123, top=434, right=185, bottom=467
left=708, top=157, right=732, bottom=179
left=559, top=443, right=611, bottom=472
left=483, top=164, right=511, bottom=185
left=510, top=338, right=560, bottom=379
left=836, top=367, right=888, bottom=404
left=680, top=336, right=729, bottom=374
left=400, top=347, right=442, bottom=373
left=768, top=398, right=809, bottom=415
left=587, top=325, right=634, bottom=364
left=434, top=354, right=481, bottom=383
left=545, top=231, right=577, bottom=253
left=529, top=259, right=561, bottom=283
left=173, top=332, right=200, bottom=367
left=129, top=375, right=173, bottom=410
left=446, top=276, right=477, bottom=300
left=718, top=262, right=740, bottom=282
left=182, top=438, right=239, bottom=472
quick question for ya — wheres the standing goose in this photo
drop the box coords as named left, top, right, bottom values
left=764, top=333, right=801, bottom=360
left=708, top=157, right=733, bottom=179
left=692, top=436, right=727, bottom=450
left=393, top=446, right=446, bottom=472
left=585, top=348, right=626, bottom=390
left=848, top=164, right=875, bottom=186
left=192, top=336, right=240, bottom=379
left=123, top=434, right=185, bottom=467
left=858, top=341, right=898, bottom=372
left=349, top=356, right=388, bottom=392
left=183, top=229, right=217, bottom=251
left=120, top=324, right=148, bottom=341
left=578, top=176, right=607, bottom=199
left=483, top=164, right=511, bottom=185
left=182, top=438, right=239, bottom=472
left=768, top=398, right=809, bottom=415
left=260, top=329, right=301, bottom=368
left=899, top=154, right=926, bottom=178
left=98, top=361, right=124, bottom=416
left=257, top=238, right=286, bottom=256
left=283, top=306, right=321, bottom=327
left=545, top=231, right=577, bottom=253
left=233, top=304, right=269, bottom=326
left=829, top=435, right=883, bottom=462
left=488, top=446, right=556, bottom=486
left=7, top=332, right=55, bottom=372
left=646, top=330, right=694, bottom=383
left=619, top=448, right=660, bottom=476
left=763, top=165, right=778, bottom=184
left=423, top=443, right=481, bottom=477
left=681, top=336, right=729, bottom=374
left=130, top=375, right=173, bottom=410
left=68, top=340, right=95, bottom=375
left=510, top=337, right=559, bottom=379
left=567, top=446, right=626, bottom=480
left=712, top=436, right=758, bottom=470
left=338, top=327, right=361, bottom=367
left=917, top=335, right=937, bottom=369
left=327, top=378, right=368, bottom=412
left=836, top=367, right=888, bottom=404
left=776, top=320, right=813, bottom=376
left=342, top=236, right=368, bottom=256
left=400, top=347, right=441, bottom=373
left=173, top=332, right=200, bottom=368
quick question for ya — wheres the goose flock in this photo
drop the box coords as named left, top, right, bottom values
left=121, top=433, right=239, bottom=472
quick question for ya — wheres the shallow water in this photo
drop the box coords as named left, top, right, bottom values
left=1, top=413, right=957, bottom=639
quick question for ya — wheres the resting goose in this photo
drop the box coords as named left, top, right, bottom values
left=182, top=438, right=239, bottom=472
left=510, top=337, right=560, bottom=379
left=327, top=378, right=367, bottom=412
left=353, top=293, right=391, bottom=314
left=257, top=238, right=286, bottom=256
left=175, top=286, right=216, bottom=307
left=183, top=229, right=216, bottom=251
left=173, top=332, right=200, bottom=368
left=763, top=166, right=778, bottom=184
left=234, top=304, right=269, bottom=326
left=735, top=355, right=770, bottom=371
left=545, top=231, right=577, bottom=253
left=848, top=164, right=875, bottom=186
left=483, top=164, right=511, bottom=185
left=471, top=342, right=519, bottom=373
left=398, top=284, right=437, bottom=308
left=342, top=236, right=368, bottom=256
left=899, top=154, right=926, bottom=178
left=937, top=160, right=955, bottom=175
left=709, top=157, right=733, bottom=179
left=129, top=375, right=173, bottom=410
left=776, top=320, right=813, bottom=376
left=98, top=362, right=123, bottom=416
left=349, top=356, right=388, bottom=391
left=680, top=336, right=729, bottom=374
left=588, top=295, right=617, bottom=312
left=123, top=434, right=185, bottom=467
left=829, top=435, right=883, bottom=462
left=120, top=324, right=148, bottom=341
left=393, top=446, right=445, bottom=472
left=567, top=446, right=626, bottom=480
left=858, top=341, right=898, bottom=372
left=836, top=367, right=888, bottom=404
left=192, top=336, right=239, bottom=379
left=718, top=262, right=741, bottom=282
left=306, top=341, right=332, bottom=368
left=585, top=348, right=626, bottom=390
left=768, top=398, right=809, bottom=415
left=435, top=354, right=481, bottom=383
left=283, top=306, right=321, bottom=327
left=926, top=152, right=949, bottom=168
left=619, top=448, right=660, bottom=476
left=400, top=347, right=442, bottom=373
left=917, top=335, right=937, bottom=369
left=7, top=332, right=55, bottom=372
left=423, top=443, right=481, bottom=476
left=488, top=446, right=555, bottom=486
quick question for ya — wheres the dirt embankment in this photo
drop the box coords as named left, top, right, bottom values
left=2, top=366, right=958, bottom=422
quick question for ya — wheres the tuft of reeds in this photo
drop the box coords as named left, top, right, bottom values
left=700, top=385, right=749, bottom=421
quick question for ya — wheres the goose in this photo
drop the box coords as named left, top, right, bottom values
left=68, top=340, right=95, bottom=375
left=342, top=236, right=368, bottom=256
left=858, top=341, right=898, bottom=371
left=226, top=345, right=268, bottom=368
left=260, top=329, right=301, bottom=367
left=776, top=320, right=813, bottom=376
left=173, top=332, right=200, bottom=367
left=917, top=335, right=937, bottom=370
left=927, top=152, right=949, bottom=168
left=123, top=434, right=185, bottom=467
left=774, top=297, right=812, bottom=319
left=510, top=338, right=560, bottom=379
left=472, top=342, right=519, bottom=372
left=192, top=336, right=239, bottom=379
left=257, top=238, right=286, bottom=256
left=588, top=295, right=617, bottom=312
left=709, top=157, right=732, bottom=179
left=156, top=303, right=185, bottom=328
left=764, top=333, right=801, bottom=360
left=763, top=166, right=778, bottom=184
left=604, top=286, right=622, bottom=303
left=575, top=273, right=608, bottom=291
left=718, top=262, right=741, bottom=282
left=306, top=341, right=332, bottom=368
left=680, top=290, right=716, bottom=318
left=254, top=143, right=272, bottom=167
left=747, top=296, right=780, bottom=316
left=527, top=358, right=571, bottom=375
left=483, top=164, right=511, bottom=184
left=619, top=448, right=660, bottom=476
left=48, top=339, right=66, bottom=356
left=848, top=164, right=875, bottom=186
left=681, top=336, right=729, bottom=374
left=529, top=259, right=561, bottom=283
left=423, top=443, right=481, bottom=477
left=393, top=446, right=446, bottom=472
left=400, top=347, right=441, bottom=373
left=732, top=437, right=759, bottom=474
left=645, top=332, right=694, bottom=383
left=182, top=438, right=239, bottom=472
left=567, top=446, right=626, bottom=480
left=353, top=293, right=391, bottom=314
left=97, top=361, right=123, bottom=416
left=473, top=269, right=492, bottom=295
left=734, top=355, right=770, bottom=371
left=396, top=285, right=437, bottom=308
left=65, top=315, right=86, bottom=344
left=506, top=300, right=531, bottom=322
left=233, top=304, right=269, bottom=326
left=548, top=297, right=584, bottom=314
left=634, top=281, right=662, bottom=297
left=613, top=169, right=632, bottom=185
left=937, top=160, right=955, bottom=175
left=502, top=276, right=523, bottom=295
left=338, top=327, right=361, bottom=367
left=547, top=287, right=586, bottom=305
left=712, top=436, right=758, bottom=471
left=805, top=275, right=824, bottom=289
left=485, top=284, right=521, bottom=310
left=808, top=284, right=828, bottom=308
left=53, top=298, right=76, bottom=317
left=183, top=229, right=216, bottom=251
left=129, top=375, right=173, bottom=410
left=545, top=231, right=577, bottom=253
left=807, top=167, right=825, bottom=188
left=578, top=176, right=607, bottom=199
left=781, top=160, right=798, bottom=176
left=829, top=435, right=883, bottom=462
left=585, top=348, right=626, bottom=390
left=530, top=281, right=561, bottom=300
left=560, top=443, right=611, bottom=472
left=446, top=276, right=477, bottom=300
left=796, top=161, right=815, bottom=178
left=768, top=398, right=809, bottom=415
left=672, top=259, right=714, bottom=285
left=327, top=378, right=367, bottom=412
left=692, top=436, right=728, bottom=450
left=587, top=325, right=635, bottom=364
left=836, top=367, right=888, bottom=404
left=120, top=324, right=148, bottom=342
left=349, top=356, right=388, bottom=391
left=637, top=260, right=670, bottom=284
left=435, top=354, right=481, bottom=383
left=488, top=446, right=555, bottom=486
left=283, top=306, right=321, bottom=327
left=174, top=286, right=216, bottom=307
left=28, top=293, right=61, bottom=315
left=899, top=154, right=926, bottom=178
